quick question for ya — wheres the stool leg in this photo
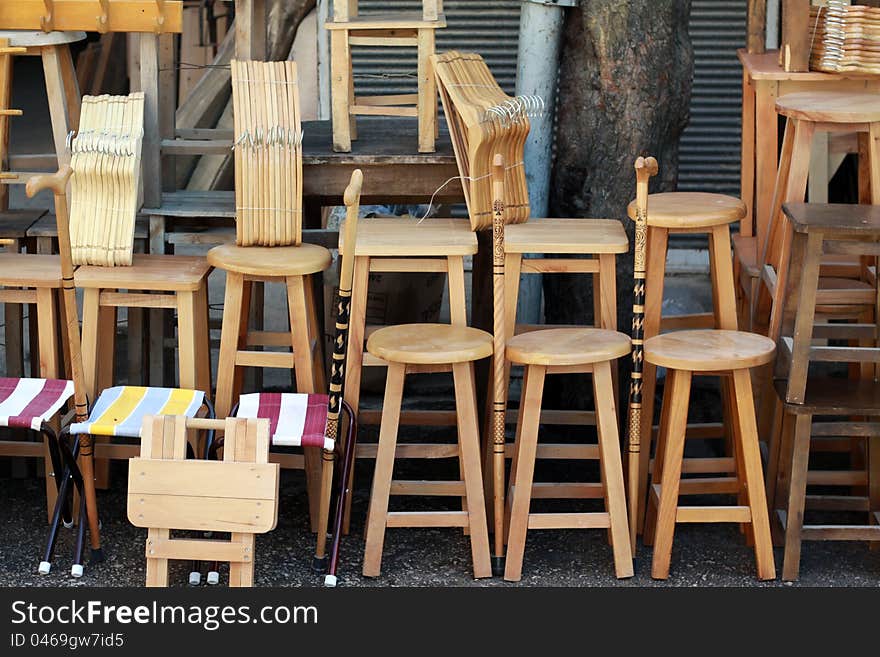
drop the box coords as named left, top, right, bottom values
left=288, top=275, right=321, bottom=531
left=733, top=369, right=776, bottom=580
left=593, top=360, right=634, bottom=578
left=869, top=434, right=879, bottom=547
left=651, top=369, right=691, bottom=580
left=782, top=412, right=811, bottom=581
left=215, top=272, right=245, bottom=418
left=194, top=281, right=213, bottom=396
left=452, top=362, right=491, bottom=578
left=643, top=370, right=674, bottom=547
left=304, top=275, right=327, bottom=392
left=503, top=364, right=545, bottom=583
left=363, top=362, right=406, bottom=578
left=417, top=28, right=436, bottom=153
left=80, top=289, right=101, bottom=399
left=176, top=290, right=198, bottom=390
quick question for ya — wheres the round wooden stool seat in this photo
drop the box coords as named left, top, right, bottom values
left=367, top=323, right=493, bottom=365
left=0, top=253, right=61, bottom=288
left=506, top=328, right=630, bottom=366
left=207, top=243, right=332, bottom=277
left=644, top=329, right=775, bottom=372
left=626, top=192, right=746, bottom=229
left=0, top=30, right=86, bottom=47
left=776, top=91, right=880, bottom=124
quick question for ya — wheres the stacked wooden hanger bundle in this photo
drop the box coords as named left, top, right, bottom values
left=67, top=92, right=144, bottom=267
left=432, top=51, right=543, bottom=230
left=231, top=59, right=303, bottom=247
left=810, top=1, right=880, bottom=73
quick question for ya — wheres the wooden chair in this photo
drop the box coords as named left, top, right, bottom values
left=128, top=415, right=279, bottom=588
left=209, top=60, right=331, bottom=531
left=767, top=202, right=880, bottom=580
left=493, top=156, right=633, bottom=582
left=326, top=0, right=444, bottom=153
left=632, top=157, right=776, bottom=581
left=27, top=167, right=213, bottom=579
left=228, top=169, right=363, bottom=587
left=433, top=51, right=630, bottom=567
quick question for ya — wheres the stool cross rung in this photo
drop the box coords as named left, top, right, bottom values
left=527, top=513, right=611, bottom=530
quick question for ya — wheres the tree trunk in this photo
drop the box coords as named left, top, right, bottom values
left=544, top=0, right=693, bottom=407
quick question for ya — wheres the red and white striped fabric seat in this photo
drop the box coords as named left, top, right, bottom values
left=0, top=378, right=74, bottom=431
left=236, top=393, right=334, bottom=450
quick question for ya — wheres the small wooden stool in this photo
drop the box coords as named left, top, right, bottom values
left=503, top=328, right=634, bottom=582
left=625, top=191, right=747, bottom=534
left=326, top=1, right=444, bottom=153
left=643, top=329, right=776, bottom=580
left=128, top=415, right=279, bottom=588
left=362, top=323, right=493, bottom=579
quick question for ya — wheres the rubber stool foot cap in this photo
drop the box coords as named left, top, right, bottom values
left=207, top=571, right=219, bottom=586
left=63, top=520, right=74, bottom=529
left=311, top=555, right=328, bottom=573
left=189, top=571, right=201, bottom=586
left=71, top=564, right=84, bottom=578
left=324, top=575, right=337, bottom=587
left=491, top=556, right=505, bottom=577
left=38, top=561, right=51, bottom=575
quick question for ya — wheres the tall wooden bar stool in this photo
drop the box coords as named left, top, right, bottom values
left=626, top=190, right=747, bottom=536
left=326, top=0, right=444, bottom=153
left=339, top=215, right=477, bottom=531
left=643, top=330, right=776, bottom=580
left=210, top=60, right=331, bottom=527
left=753, top=91, right=880, bottom=342
left=362, top=324, right=493, bottom=579
left=767, top=202, right=880, bottom=580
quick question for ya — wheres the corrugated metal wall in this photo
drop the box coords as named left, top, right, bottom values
left=352, top=1, right=521, bottom=97
left=678, top=0, right=747, bottom=196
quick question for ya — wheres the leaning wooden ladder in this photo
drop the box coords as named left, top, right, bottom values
left=128, top=415, right=279, bottom=587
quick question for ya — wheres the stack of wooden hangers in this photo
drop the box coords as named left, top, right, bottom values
left=68, top=93, right=144, bottom=267
left=811, top=1, right=880, bottom=73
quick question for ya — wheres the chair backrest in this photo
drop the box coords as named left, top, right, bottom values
left=231, top=59, right=303, bottom=246
left=68, top=93, right=144, bottom=266
left=323, top=169, right=363, bottom=443
left=433, top=51, right=534, bottom=230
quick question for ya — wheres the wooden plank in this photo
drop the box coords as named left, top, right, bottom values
left=389, top=480, right=466, bottom=496
left=529, top=482, right=604, bottom=499
left=781, top=0, right=811, bottom=72
left=98, top=292, right=177, bottom=309
left=0, top=2, right=184, bottom=33
left=234, top=350, right=296, bottom=369
left=676, top=506, right=752, bottom=523
left=527, top=512, right=611, bottom=530
left=385, top=511, right=468, bottom=527
left=128, top=459, right=278, bottom=500
left=355, top=442, right=459, bottom=459
left=128, top=494, right=277, bottom=533
left=350, top=104, right=417, bottom=117
left=145, top=537, right=252, bottom=562
left=800, top=525, right=880, bottom=541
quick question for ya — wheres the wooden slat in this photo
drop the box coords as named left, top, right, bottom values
left=145, top=537, right=252, bottom=562
left=677, top=477, right=741, bottom=495
left=351, top=105, right=418, bottom=117
left=389, top=480, right=466, bottom=496
left=520, top=258, right=599, bottom=274
left=128, top=459, right=278, bottom=500
left=348, top=36, right=418, bottom=47
left=128, top=494, right=276, bottom=533
left=368, top=257, right=448, bottom=273
left=676, top=505, right=752, bottom=523
left=98, top=292, right=177, bottom=309
left=527, top=512, right=611, bottom=529
left=358, top=409, right=458, bottom=426
left=800, top=525, right=880, bottom=541
left=807, top=470, right=868, bottom=486
left=234, top=350, right=296, bottom=369
left=355, top=442, right=459, bottom=459
left=245, top=331, right=293, bottom=347
left=811, top=422, right=880, bottom=437
left=529, top=482, right=604, bottom=499
left=161, top=138, right=232, bottom=155
left=385, top=511, right=468, bottom=527
left=805, top=495, right=869, bottom=511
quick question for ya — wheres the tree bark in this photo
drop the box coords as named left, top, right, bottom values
left=544, top=0, right=693, bottom=407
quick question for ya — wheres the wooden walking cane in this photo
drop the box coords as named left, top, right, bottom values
left=490, top=153, right=507, bottom=573
left=26, top=166, right=103, bottom=561
left=626, top=155, right=658, bottom=551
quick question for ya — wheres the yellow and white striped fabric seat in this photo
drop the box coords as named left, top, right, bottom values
left=69, top=386, right=205, bottom=438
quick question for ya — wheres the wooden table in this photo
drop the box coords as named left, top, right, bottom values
left=738, top=49, right=880, bottom=250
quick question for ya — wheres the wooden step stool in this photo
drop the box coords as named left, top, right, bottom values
left=643, top=329, right=777, bottom=580
left=326, top=0, right=444, bottom=153
left=128, top=415, right=279, bottom=587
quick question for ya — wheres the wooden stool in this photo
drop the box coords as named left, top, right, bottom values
left=753, top=91, right=880, bottom=342
left=503, top=328, right=633, bottom=582
left=643, top=329, right=776, bottom=580
left=128, top=415, right=279, bottom=588
left=0, top=249, right=63, bottom=517
left=362, top=323, right=492, bottom=579
left=340, top=216, right=476, bottom=528
left=0, top=30, right=83, bottom=204
left=626, top=191, right=746, bottom=534
left=326, top=0, right=444, bottom=153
